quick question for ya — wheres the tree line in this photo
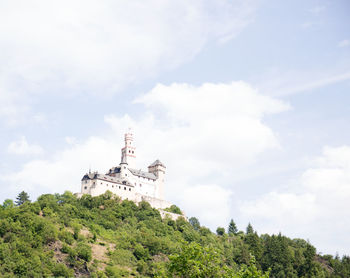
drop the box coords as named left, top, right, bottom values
left=0, top=191, right=349, bottom=277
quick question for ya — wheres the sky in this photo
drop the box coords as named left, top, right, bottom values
left=0, top=0, right=350, bottom=256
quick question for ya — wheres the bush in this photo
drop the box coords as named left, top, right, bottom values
left=58, top=230, right=74, bottom=245
left=164, top=205, right=182, bottom=215
left=52, top=263, right=74, bottom=277
left=105, top=266, right=129, bottom=277
left=76, top=242, right=92, bottom=262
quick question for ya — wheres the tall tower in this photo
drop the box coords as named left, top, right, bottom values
left=148, top=160, right=166, bottom=200
left=120, top=131, right=136, bottom=168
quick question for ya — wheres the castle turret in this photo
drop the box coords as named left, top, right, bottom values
left=148, top=159, right=166, bottom=200
left=121, top=132, right=136, bottom=168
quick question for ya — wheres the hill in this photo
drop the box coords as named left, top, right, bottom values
left=0, top=191, right=349, bottom=277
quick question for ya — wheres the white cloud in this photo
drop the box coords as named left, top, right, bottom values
left=3, top=81, right=288, bottom=230
left=182, top=185, right=232, bottom=229
left=7, top=136, right=44, bottom=155
left=0, top=0, right=257, bottom=124
left=241, top=146, right=350, bottom=255
left=338, top=39, right=350, bottom=48
left=5, top=136, right=121, bottom=194
left=257, top=69, right=350, bottom=96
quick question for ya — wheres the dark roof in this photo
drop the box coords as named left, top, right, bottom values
left=107, top=166, right=121, bottom=175
left=81, top=172, right=98, bottom=181
left=148, top=159, right=165, bottom=168
left=128, top=168, right=157, bottom=180
left=82, top=172, right=134, bottom=187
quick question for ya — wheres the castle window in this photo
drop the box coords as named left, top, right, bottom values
left=112, top=185, right=114, bottom=188
left=84, top=186, right=87, bottom=190
left=85, top=180, right=87, bottom=183
left=125, top=174, right=127, bottom=176
left=122, top=181, right=126, bottom=185
left=119, top=186, right=121, bottom=189
left=129, top=188, right=131, bottom=191
left=124, top=187, right=126, bottom=190
left=132, top=151, right=134, bottom=154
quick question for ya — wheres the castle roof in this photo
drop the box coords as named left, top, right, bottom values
left=128, top=168, right=157, bottom=180
left=82, top=172, right=134, bottom=187
left=148, top=159, right=165, bottom=168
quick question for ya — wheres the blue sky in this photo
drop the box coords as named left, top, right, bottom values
left=1, top=0, right=350, bottom=256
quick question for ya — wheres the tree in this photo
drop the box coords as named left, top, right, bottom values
left=246, top=223, right=254, bottom=234
left=228, top=219, right=238, bottom=235
left=16, top=191, right=30, bottom=206
left=166, top=241, right=222, bottom=277
left=189, top=217, right=200, bottom=231
left=2, top=199, right=14, bottom=209
left=216, top=227, right=225, bottom=236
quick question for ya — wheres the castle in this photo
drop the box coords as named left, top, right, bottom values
left=79, top=132, right=175, bottom=213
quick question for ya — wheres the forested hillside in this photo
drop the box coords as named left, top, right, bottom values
left=0, top=191, right=349, bottom=277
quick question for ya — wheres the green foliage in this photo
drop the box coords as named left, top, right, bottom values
left=52, top=263, right=74, bottom=277
left=76, top=242, right=92, bottom=262
left=189, top=217, right=200, bottom=230
left=105, top=265, right=130, bottom=277
left=164, top=205, right=182, bottom=215
left=163, top=242, right=270, bottom=278
left=0, top=191, right=348, bottom=277
left=228, top=219, right=238, bottom=235
left=246, top=223, right=254, bottom=234
left=15, top=191, right=31, bottom=206
left=166, top=241, right=223, bottom=277
left=216, top=227, right=226, bottom=236
left=2, top=199, right=14, bottom=209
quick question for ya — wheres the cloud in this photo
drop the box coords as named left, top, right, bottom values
left=7, top=136, right=44, bottom=155
left=241, top=145, right=350, bottom=255
left=4, top=136, right=121, bottom=194
left=182, top=185, right=232, bottom=229
left=258, top=70, right=350, bottom=96
left=0, top=0, right=257, bottom=124
left=2, top=81, right=288, bottom=230
left=338, top=39, right=350, bottom=48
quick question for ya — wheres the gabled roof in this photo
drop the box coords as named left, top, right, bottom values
left=82, top=172, right=98, bottom=181
left=128, top=168, right=157, bottom=180
left=148, top=159, right=165, bottom=168
left=82, top=172, right=134, bottom=187
left=107, top=166, right=121, bottom=175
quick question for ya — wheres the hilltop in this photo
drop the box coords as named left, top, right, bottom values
left=0, top=191, right=349, bottom=277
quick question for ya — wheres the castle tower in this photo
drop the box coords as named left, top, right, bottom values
left=148, top=160, right=166, bottom=200
left=121, top=131, right=136, bottom=168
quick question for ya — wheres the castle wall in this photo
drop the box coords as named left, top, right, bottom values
left=82, top=178, right=135, bottom=199
left=158, top=209, right=186, bottom=221
left=128, top=173, right=157, bottom=197
left=134, top=193, right=172, bottom=209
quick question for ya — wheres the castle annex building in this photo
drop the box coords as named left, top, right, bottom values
left=80, top=132, right=172, bottom=211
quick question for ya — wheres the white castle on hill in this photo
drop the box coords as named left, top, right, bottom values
left=79, top=132, right=178, bottom=216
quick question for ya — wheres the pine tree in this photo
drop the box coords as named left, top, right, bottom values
left=228, top=219, right=238, bottom=235
left=246, top=222, right=254, bottom=234
left=16, top=191, right=30, bottom=206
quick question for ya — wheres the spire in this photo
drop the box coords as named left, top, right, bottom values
left=120, top=131, right=136, bottom=168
